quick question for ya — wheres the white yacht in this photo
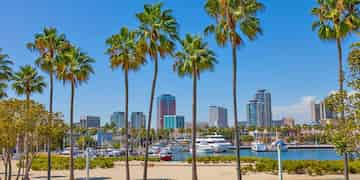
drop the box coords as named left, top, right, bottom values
left=190, top=141, right=214, bottom=153
left=251, top=142, right=267, bottom=152
left=197, top=134, right=233, bottom=153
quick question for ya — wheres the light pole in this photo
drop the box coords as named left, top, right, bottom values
left=277, top=143, right=283, bottom=180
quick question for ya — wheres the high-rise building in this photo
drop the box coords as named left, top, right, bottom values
left=157, top=94, right=176, bottom=129
left=209, top=106, right=228, bottom=128
left=131, top=112, right=146, bottom=129
left=164, top=115, right=185, bottom=129
left=246, top=89, right=272, bottom=127
left=282, top=117, right=295, bottom=127
left=320, top=101, right=336, bottom=120
left=80, top=115, right=101, bottom=129
left=310, top=101, right=321, bottom=123
left=247, top=100, right=263, bottom=127
left=110, top=112, right=125, bottom=129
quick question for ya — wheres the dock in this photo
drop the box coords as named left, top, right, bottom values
left=239, top=144, right=334, bottom=150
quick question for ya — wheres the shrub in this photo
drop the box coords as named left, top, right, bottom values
left=31, top=155, right=115, bottom=171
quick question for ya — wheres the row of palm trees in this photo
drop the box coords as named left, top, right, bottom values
left=103, top=1, right=265, bottom=180
left=26, top=29, right=95, bottom=180
left=1, top=29, right=95, bottom=180
left=1, top=1, right=358, bottom=180
left=0, top=1, right=266, bottom=180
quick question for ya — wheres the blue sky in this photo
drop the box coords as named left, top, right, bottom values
left=1, top=0, right=359, bottom=126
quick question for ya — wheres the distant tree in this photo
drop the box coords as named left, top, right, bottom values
left=88, top=128, right=98, bottom=136
left=77, top=136, right=96, bottom=150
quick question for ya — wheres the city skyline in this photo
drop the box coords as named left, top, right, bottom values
left=73, top=91, right=337, bottom=127
left=1, top=0, right=356, bottom=127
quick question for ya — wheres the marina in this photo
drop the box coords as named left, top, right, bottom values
left=171, top=148, right=342, bottom=161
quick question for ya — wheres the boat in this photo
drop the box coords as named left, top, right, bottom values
left=159, top=149, right=172, bottom=161
left=196, top=134, right=233, bottom=153
left=251, top=142, right=267, bottom=152
left=190, top=141, right=214, bottom=153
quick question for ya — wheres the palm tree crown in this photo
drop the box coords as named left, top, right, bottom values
left=312, top=0, right=360, bottom=41
left=106, top=27, right=146, bottom=71
left=27, top=27, right=68, bottom=73
left=12, top=65, right=46, bottom=96
left=204, top=0, right=265, bottom=47
left=0, top=48, right=13, bottom=98
left=136, top=2, right=179, bottom=59
left=55, top=46, right=95, bottom=85
left=174, top=34, right=217, bottom=77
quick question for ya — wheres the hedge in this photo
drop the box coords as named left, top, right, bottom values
left=31, top=155, right=160, bottom=171
left=185, top=156, right=360, bottom=175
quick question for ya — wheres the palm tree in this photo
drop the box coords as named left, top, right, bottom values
left=106, top=27, right=146, bottom=180
left=27, top=27, right=68, bottom=179
left=204, top=1, right=264, bottom=179
left=0, top=49, right=13, bottom=99
left=56, top=46, right=94, bottom=180
left=136, top=3, right=179, bottom=179
left=173, top=34, right=216, bottom=180
left=12, top=65, right=46, bottom=180
left=312, top=1, right=360, bottom=179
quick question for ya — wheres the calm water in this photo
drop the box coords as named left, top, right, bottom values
left=172, top=149, right=342, bottom=161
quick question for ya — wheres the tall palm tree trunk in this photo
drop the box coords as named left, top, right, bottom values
left=336, top=38, right=349, bottom=180
left=191, top=68, right=198, bottom=180
left=48, top=71, right=53, bottom=180
left=24, top=94, right=30, bottom=180
left=143, top=57, right=158, bottom=180
left=7, top=152, right=12, bottom=180
left=124, top=69, right=130, bottom=180
left=232, top=43, right=242, bottom=180
left=2, top=148, right=9, bottom=180
left=69, top=80, right=75, bottom=180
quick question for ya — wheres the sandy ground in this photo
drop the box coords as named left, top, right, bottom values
left=1, top=161, right=360, bottom=180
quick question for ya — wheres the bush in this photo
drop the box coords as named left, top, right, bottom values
left=183, top=155, right=360, bottom=176
left=31, top=155, right=115, bottom=171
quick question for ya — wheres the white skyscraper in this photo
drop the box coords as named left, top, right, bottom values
left=310, top=100, right=321, bottom=123
left=209, top=106, right=228, bottom=128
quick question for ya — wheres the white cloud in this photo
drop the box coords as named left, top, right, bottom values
left=273, top=96, right=316, bottom=124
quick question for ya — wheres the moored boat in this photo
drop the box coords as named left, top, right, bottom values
left=251, top=141, right=267, bottom=152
